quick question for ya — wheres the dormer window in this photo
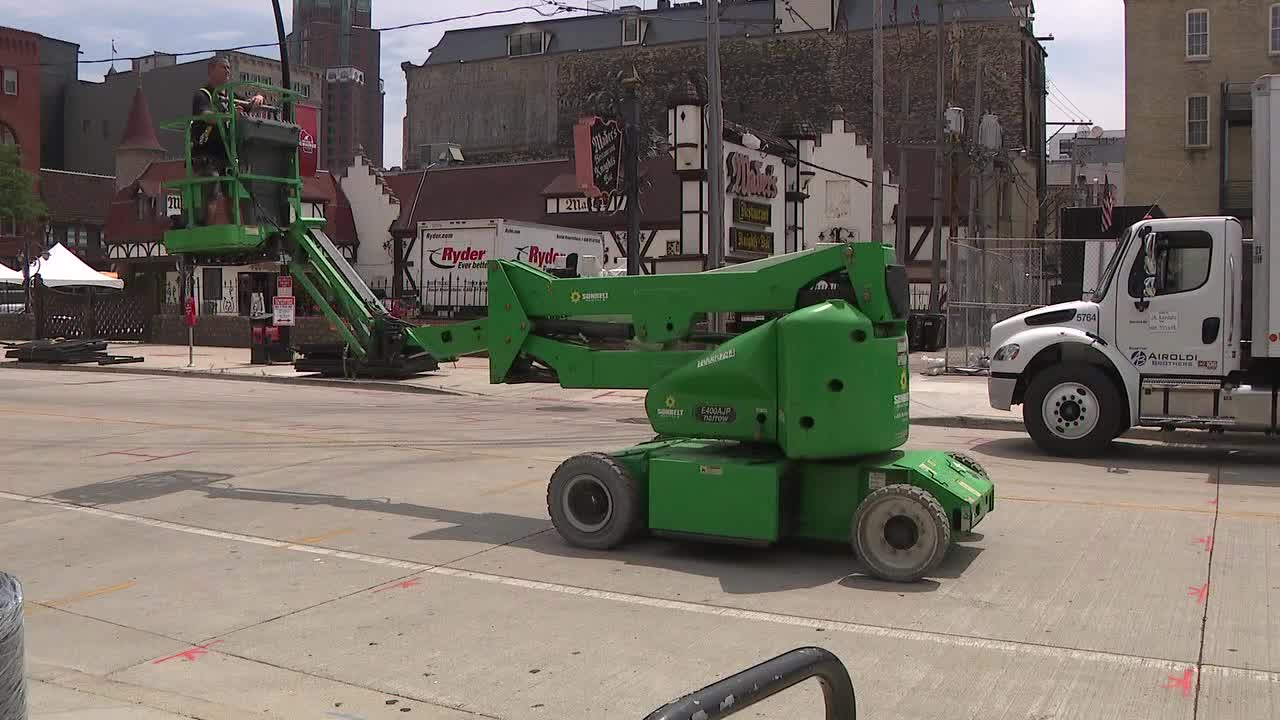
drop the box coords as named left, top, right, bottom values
left=508, top=30, right=547, bottom=57
left=622, top=16, right=642, bottom=45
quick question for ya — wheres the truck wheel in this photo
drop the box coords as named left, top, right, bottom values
left=547, top=453, right=645, bottom=551
left=1024, top=363, right=1123, bottom=457
left=851, top=485, right=951, bottom=583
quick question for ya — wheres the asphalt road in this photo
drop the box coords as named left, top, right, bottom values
left=1, top=369, right=1277, bottom=720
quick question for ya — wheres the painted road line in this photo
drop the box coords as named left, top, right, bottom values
left=285, top=528, right=356, bottom=545
left=3, top=488, right=1278, bottom=685
left=33, top=580, right=138, bottom=611
left=999, top=494, right=1280, bottom=520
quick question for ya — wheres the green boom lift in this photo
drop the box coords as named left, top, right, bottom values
left=161, top=0, right=995, bottom=583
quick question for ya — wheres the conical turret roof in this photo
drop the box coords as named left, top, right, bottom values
left=118, top=84, right=164, bottom=152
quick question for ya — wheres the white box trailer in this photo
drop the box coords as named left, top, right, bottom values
left=415, top=219, right=606, bottom=308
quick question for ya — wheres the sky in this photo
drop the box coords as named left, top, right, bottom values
left=4, top=0, right=1124, bottom=168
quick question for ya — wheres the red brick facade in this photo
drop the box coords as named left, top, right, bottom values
left=0, top=27, right=41, bottom=173
left=0, top=27, right=42, bottom=260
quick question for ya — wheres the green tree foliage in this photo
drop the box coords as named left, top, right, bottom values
left=0, top=143, right=47, bottom=231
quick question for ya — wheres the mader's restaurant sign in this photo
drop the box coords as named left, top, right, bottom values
left=733, top=198, right=771, bottom=226
left=725, top=150, right=779, bottom=256
left=726, top=151, right=779, bottom=200
left=574, top=116, right=624, bottom=200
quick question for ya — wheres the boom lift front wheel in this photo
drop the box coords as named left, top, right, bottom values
left=547, top=453, right=646, bottom=550
left=851, top=485, right=951, bottom=583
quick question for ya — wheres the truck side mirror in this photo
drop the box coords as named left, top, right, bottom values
left=1130, top=229, right=1160, bottom=311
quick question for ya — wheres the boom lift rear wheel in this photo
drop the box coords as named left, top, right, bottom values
left=851, top=485, right=951, bottom=582
left=547, top=453, right=645, bottom=550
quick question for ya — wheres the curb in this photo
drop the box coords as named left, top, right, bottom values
left=910, top=415, right=1025, bottom=432
left=0, top=361, right=471, bottom=398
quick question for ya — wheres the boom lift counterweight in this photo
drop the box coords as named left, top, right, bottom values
left=161, top=1, right=996, bottom=582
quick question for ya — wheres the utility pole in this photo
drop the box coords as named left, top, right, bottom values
left=871, top=0, right=885, bottom=246
left=897, top=77, right=910, bottom=265
left=705, top=0, right=726, bottom=332
left=622, top=68, right=642, bottom=276
left=968, top=62, right=983, bottom=239
left=1068, top=134, right=1081, bottom=208
left=970, top=62, right=985, bottom=325
left=929, top=0, right=946, bottom=313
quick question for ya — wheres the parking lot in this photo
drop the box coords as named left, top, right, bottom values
left=1, top=368, right=1277, bottom=719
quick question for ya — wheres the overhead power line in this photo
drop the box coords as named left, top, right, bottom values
left=19, top=5, right=569, bottom=68
left=538, top=0, right=781, bottom=32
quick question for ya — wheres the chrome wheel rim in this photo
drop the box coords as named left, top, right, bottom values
left=1042, top=381, right=1100, bottom=440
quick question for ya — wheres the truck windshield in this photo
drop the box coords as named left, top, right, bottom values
left=1092, top=226, right=1133, bottom=302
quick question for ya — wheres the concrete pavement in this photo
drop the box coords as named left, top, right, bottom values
left=0, top=369, right=1277, bottom=719
left=0, top=341, right=1023, bottom=430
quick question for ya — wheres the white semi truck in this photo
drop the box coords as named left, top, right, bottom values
left=988, top=74, right=1280, bottom=456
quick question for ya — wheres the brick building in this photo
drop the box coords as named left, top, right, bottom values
left=400, top=0, right=1046, bottom=238
left=38, top=168, right=116, bottom=266
left=288, top=0, right=384, bottom=170
left=0, top=27, right=41, bottom=174
left=1125, top=0, right=1280, bottom=232
left=0, top=27, right=43, bottom=260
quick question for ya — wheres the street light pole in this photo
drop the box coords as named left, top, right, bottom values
left=929, top=0, right=946, bottom=313
left=622, top=68, right=642, bottom=277
left=705, top=0, right=726, bottom=332
left=871, top=0, right=884, bottom=246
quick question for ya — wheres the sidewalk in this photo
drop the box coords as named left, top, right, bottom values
left=0, top=341, right=1024, bottom=430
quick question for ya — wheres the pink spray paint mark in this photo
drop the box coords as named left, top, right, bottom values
left=153, top=639, right=223, bottom=664
left=1164, top=669, right=1195, bottom=697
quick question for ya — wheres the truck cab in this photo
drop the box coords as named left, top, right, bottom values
left=987, top=73, right=1280, bottom=456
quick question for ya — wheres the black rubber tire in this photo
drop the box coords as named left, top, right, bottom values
left=1023, top=363, right=1124, bottom=457
left=851, top=485, right=951, bottom=583
left=546, top=452, right=645, bottom=551
left=948, top=452, right=988, bottom=479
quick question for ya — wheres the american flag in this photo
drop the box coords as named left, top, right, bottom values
left=1100, top=174, right=1115, bottom=233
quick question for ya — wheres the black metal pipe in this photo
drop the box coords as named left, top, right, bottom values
left=270, top=0, right=292, bottom=121
left=641, top=647, right=856, bottom=720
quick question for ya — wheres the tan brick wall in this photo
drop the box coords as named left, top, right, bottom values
left=1126, top=0, right=1280, bottom=216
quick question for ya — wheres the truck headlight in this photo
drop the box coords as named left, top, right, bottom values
left=992, top=343, right=1020, bottom=362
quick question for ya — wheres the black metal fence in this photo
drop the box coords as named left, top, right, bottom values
left=29, top=282, right=153, bottom=341
left=945, top=236, right=1120, bottom=369
left=421, top=277, right=488, bottom=318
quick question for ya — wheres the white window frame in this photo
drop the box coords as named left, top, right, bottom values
left=1187, top=94, right=1211, bottom=149
left=508, top=31, right=546, bottom=58
left=1270, top=4, right=1280, bottom=55
left=1186, top=9, right=1210, bottom=60
left=2, top=68, right=16, bottom=96
left=622, top=16, right=642, bottom=46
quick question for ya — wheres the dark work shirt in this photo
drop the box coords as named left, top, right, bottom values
left=190, top=83, right=231, bottom=159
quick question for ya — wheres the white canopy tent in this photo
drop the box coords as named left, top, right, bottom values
left=27, top=243, right=123, bottom=290
left=0, top=261, right=22, bottom=285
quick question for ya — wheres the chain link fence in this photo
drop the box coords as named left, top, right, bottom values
left=945, top=237, right=1120, bottom=371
